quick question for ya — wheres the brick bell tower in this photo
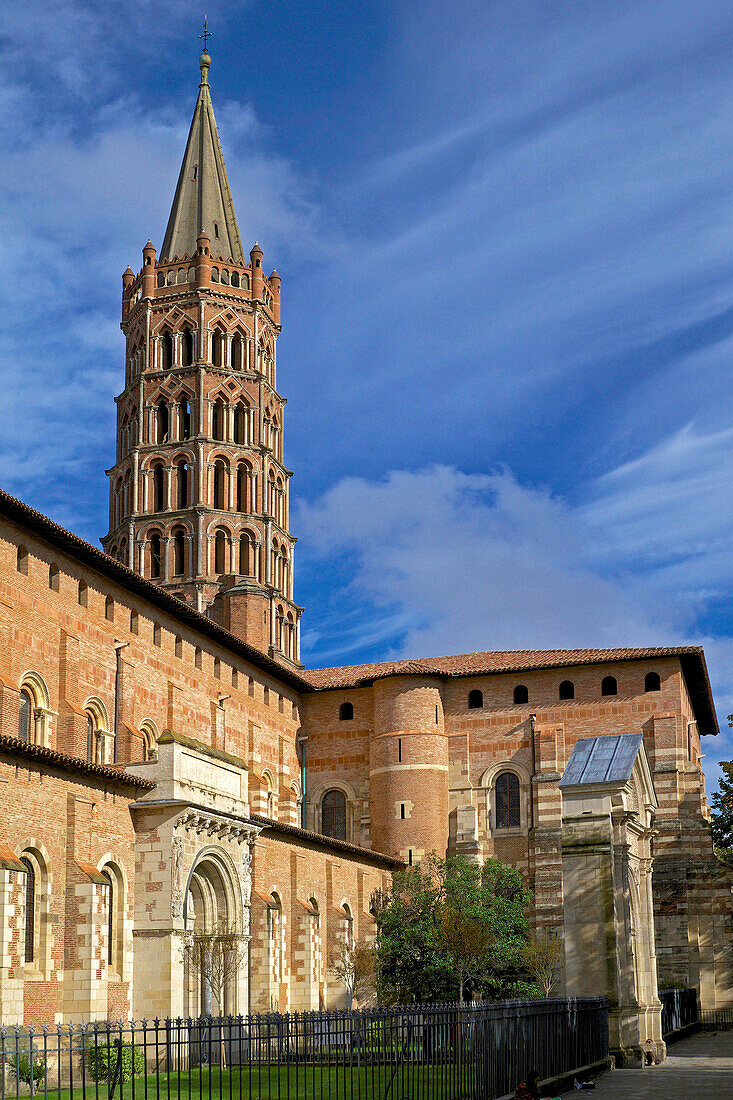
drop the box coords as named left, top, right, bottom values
left=103, top=48, right=302, bottom=666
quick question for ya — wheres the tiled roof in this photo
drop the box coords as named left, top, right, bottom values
left=303, top=646, right=719, bottom=736
left=249, top=814, right=403, bottom=869
left=0, top=734, right=156, bottom=789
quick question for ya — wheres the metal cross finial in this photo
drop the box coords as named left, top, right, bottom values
left=199, top=14, right=212, bottom=52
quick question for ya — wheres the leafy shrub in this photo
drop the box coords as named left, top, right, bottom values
left=86, top=1040, right=145, bottom=1083
left=11, top=1053, right=46, bottom=1086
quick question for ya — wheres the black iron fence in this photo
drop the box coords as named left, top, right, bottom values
left=700, top=1007, right=733, bottom=1031
left=659, top=988, right=698, bottom=1037
left=0, top=997, right=608, bottom=1100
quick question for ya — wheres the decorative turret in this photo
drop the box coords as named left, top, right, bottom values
left=250, top=242, right=263, bottom=300
left=103, top=45, right=302, bottom=668
left=141, top=241, right=156, bottom=297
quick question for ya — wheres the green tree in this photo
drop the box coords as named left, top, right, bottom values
left=710, top=736, right=733, bottom=865
left=372, top=855, right=535, bottom=1004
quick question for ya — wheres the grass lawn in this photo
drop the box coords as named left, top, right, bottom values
left=48, top=1061, right=477, bottom=1100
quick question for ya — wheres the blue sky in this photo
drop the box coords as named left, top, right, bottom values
left=0, top=1, right=732, bottom=789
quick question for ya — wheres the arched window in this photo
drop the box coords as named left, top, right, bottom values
left=513, top=684, right=528, bottom=705
left=182, top=328, right=195, bottom=366
left=213, top=460, right=226, bottom=509
left=85, top=703, right=107, bottom=764
left=645, top=672, right=661, bottom=693
left=221, top=268, right=230, bottom=285
left=601, top=676, right=617, bottom=697
left=211, top=266, right=219, bottom=282
left=214, top=529, right=227, bottom=574
left=157, top=271, right=165, bottom=288
left=237, top=464, right=248, bottom=511
left=263, top=772, right=275, bottom=818
left=321, top=789, right=347, bottom=840
left=49, top=563, right=60, bottom=591
left=231, top=271, right=240, bottom=289
left=160, top=330, right=173, bottom=371
left=156, top=402, right=170, bottom=442
left=234, top=402, right=247, bottom=444
left=180, top=399, right=192, bottom=439
left=101, top=863, right=124, bottom=973
left=140, top=721, right=158, bottom=761
left=339, top=702, right=354, bottom=721
left=172, top=528, right=186, bottom=576
left=468, top=689, right=483, bottom=710
left=152, top=463, right=165, bottom=511
left=177, top=461, right=189, bottom=508
left=495, top=772, right=521, bottom=829
left=342, top=901, right=354, bottom=947
left=212, top=400, right=226, bottom=441
left=19, top=688, right=32, bottom=742
left=21, top=856, right=36, bottom=963
left=239, top=531, right=253, bottom=576
left=212, top=331, right=225, bottom=368
left=559, top=680, right=575, bottom=700
left=150, top=532, right=162, bottom=578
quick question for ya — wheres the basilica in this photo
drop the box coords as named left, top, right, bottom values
left=0, top=49, right=730, bottom=1065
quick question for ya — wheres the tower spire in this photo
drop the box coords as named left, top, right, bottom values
left=159, top=39, right=244, bottom=263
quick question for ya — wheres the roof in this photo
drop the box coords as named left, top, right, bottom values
left=0, top=733, right=156, bottom=790
left=304, top=647, right=719, bottom=735
left=249, top=814, right=403, bottom=870
left=0, top=486, right=310, bottom=693
left=160, top=54, right=244, bottom=263
left=559, top=733, right=644, bottom=788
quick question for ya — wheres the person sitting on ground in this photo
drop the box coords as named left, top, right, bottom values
left=644, top=1038, right=656, bottom=1066
left=514, top=1069, right=541, bottom=1099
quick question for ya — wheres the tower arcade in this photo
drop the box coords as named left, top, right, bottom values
left=103, top=50, right=301, bottom=665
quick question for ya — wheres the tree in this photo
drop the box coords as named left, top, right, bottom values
left=710, top=745, right=733, bottom=865
left=372, top=855, right=536, bottom=1004
left=329, top=938, right=377, bottom=1008
left=522, top=933, right=564, bottom=997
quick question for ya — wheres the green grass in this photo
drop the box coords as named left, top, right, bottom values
left=49, top=1061, right=476, bottom=1100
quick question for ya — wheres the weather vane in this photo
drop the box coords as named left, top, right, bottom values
left=199, top=13, right=212, bottom=52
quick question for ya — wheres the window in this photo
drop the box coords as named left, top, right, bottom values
left=237, top=464, right=248, bottom=511
left=495, top=772, right=521, bottom=829
left=232, top=668, right=238, bottom=688
left=215, top=529, right=227, bottom=574
left=601, top=676, right=617, bottom=697
left=234, top=402, right=247, bottom=443
left=102, top=869, right=114, bottom=965
left=645, top=672, right=661, bottom=693
left=513, top=684, right=528, bottom=704
left=195, top=646, right=202, bottom=670
left=264, top=773, right=275, bottom=818
left=181, top=399, right=193, bottom=440
left=161, top=330, right=173, bottom=371
left=86, top=711, right=97, bottom=762
left=150, top=533, right=162, bottom=578
left=130, top=610, right=138, bottom=634
left=214, top=657, right=221, bottom=679
left=339, top=702, right=354, bottom=721
left=78, top=580, right=88, bottom=606
left=213, top=460, right=226, bottom=509
left=19, top=688, right=32, bottom=742
left=214, top=222, right=219, bottom=238
left=140, top=721, right=158, bottom=761
left=231, top=271, right=240, bottom=289
left=239, top=531, right=253, bottom=576
left=175, top=635, right=183, bottom=658
left=321, top=789, right=347, bottom=840
left=172, top=529, right=185, bottom=576
left=177, top=461, right=189, bottom=508
left=468, top=689, right=483, bottom=709
left=153, top=623, right=161, bottom=647
left=21, top=857, right=35, bottom=963
left=400, top=803, right=406, bottom=820
left=212, top=334, right=225, bottom=370
left=49, top=563, right=60, bottom=591
left=182, top=328, right=195, bottom=367
left=559, top=680, right=575, bottom=700
left=153, top=463, right=165, bottom=511
left=105, top=596, right=114, bottom=621
left=101, top=863, right=124, bottom=973
left=156, top=402, right=170, bottom=442
left=16, top=545, right=28, bottom=573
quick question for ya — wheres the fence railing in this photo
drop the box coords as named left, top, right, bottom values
left=700, top=1007, right=733, bottom=1031
left=0, top=997, right=609, bottom=1100
left=660, top=988, right=698, bottom=1037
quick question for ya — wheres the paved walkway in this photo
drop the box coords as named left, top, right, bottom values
left=559, top=1030, right=733, bottom=1099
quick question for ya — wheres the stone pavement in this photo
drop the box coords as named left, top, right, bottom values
left=559, top=1030, right=733, bottom=1099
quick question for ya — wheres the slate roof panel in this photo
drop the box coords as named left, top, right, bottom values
left=559, top=732, right=644, bottom=788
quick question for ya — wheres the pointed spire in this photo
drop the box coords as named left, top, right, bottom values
left=160, top=50, right=245, bottom=264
